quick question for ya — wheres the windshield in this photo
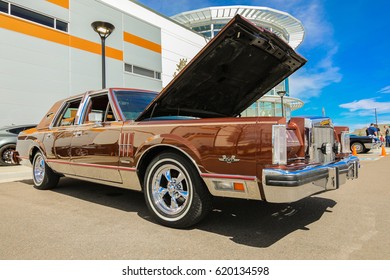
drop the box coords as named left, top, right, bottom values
left=113, top=90, right=157, bottom=120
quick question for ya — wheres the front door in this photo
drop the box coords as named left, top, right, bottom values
left=70, top=93, right=123, bottom=183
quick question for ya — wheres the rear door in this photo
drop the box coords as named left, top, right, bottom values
left=43, top=98, right=81, bottom=175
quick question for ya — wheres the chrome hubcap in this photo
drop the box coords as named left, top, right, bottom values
left=151, top=164, right=189, bottom=216
left=2, top=148, right=13, bottom=164
left=33, top=155, right=45, bottom=184
left=352, top=143, right=363, bottom=153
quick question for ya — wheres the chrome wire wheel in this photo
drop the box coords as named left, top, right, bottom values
left=144, top=152, right=212, bottom=228
left=33, top=154, right=45, bottom=185
left=2, top=147, right=14, bottom=164
left=32, top=151, right=59, bottom=190
left=0, top=144, right=16, bottom=165
left=151, top=163, right=191, bottom=216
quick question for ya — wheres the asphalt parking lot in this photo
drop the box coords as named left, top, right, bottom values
left=1, top=148, right=390, bottom=260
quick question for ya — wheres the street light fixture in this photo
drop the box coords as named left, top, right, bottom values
left=277, top=90, right=286, bottom=118
left=91, top=21, right=115, bottom=89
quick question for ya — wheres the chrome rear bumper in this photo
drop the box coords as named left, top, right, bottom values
left=262, top=156, right=359, bottom=203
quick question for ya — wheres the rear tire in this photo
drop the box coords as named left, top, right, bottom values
left=144, top=152, right=212, bottom=228
left=32, top=151, right=59, bottom=190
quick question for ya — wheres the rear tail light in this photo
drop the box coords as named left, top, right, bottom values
left=272, top=124, right=287, bottom=165
left=340, top=131, right=350, bottom=153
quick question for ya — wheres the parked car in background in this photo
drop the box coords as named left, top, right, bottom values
left=0, top=124, right=36, bottom=165
left=350, top=134, right=380, bottom=154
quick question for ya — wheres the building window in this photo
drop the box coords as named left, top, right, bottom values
left=11, top=5, right=54, bottom=28
left=133, top=65, right=155, bottom=78
left=0, top=0, right=8, bottom=13
left=193, top=25, right=210, bottom=32
left=1, top=1, right=68, bottom=32
left=124, top=63, right=133, bottom=73
left=213, top=23, right=225, bottom=29
left=56, top=19, right=68, bottom=32
left=124, top=63, right=161, bottom=80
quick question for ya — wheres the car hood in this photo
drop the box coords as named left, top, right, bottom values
left=137, top=15, right=307, bottom=121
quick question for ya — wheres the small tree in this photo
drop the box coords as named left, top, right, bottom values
left=173, top=58, right=188, bottom=77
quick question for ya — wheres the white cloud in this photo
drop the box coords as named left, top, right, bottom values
left=282, top=1, right=342, bottom=101
left=289, top=48, right=342, bottom=101
left=292, top=2, right=333, bottom=48
left=339, top=99, right=390, bottom=127
left=378, top=85, right=390, bottom=94
left=339, top=98, right=390, bottom=113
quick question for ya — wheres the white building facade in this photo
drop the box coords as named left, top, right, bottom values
left=0, top=0, right=206, bottom=126
left=1, top=1, right=306, bottom=126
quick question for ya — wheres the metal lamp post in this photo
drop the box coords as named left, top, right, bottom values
left=277, top=90, right=286, bottom=117
left=91, top=21, right=115, bottom=89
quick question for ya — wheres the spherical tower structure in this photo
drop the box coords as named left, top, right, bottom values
left=172, top=6, right=305, bottom=118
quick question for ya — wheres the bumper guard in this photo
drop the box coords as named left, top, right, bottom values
left=262, top=156, right=359, bottom=203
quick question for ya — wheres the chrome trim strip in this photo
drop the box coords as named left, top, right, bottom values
left=64, top=174, right=128, bottom=189
left=119, top=132, right=134, bottom=157
left=46, top=159, right=136, bottom=171
left=201, top=173, right=257, bottom=181
left=135, top=120, right=277, bottom=128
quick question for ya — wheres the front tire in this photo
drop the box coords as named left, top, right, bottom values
left=144, top=152, right=212, bottom=228
left=32, top=151, right=59, bottom=190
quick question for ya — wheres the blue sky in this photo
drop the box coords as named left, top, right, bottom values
left=138, top=0, right=390, bottom=131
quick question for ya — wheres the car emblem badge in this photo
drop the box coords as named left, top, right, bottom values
left=219, top=155, right=240, bottom=163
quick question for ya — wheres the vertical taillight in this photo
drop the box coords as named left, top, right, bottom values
left=272, top=124, right=287, bottom=165
left=340, top=131, right=351, bottom=154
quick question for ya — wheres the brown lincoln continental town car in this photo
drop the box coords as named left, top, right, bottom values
left=14, top=15, right=359, bottom=228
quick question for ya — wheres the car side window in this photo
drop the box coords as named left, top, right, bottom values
left=55, top=99, right=81, bottom=127
left=82, top=94, right=116, bottom=124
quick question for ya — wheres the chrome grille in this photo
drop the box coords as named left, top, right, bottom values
left=310, top=126, right=335, bottom=163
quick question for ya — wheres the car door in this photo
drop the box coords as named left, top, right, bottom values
left=70, top=92, right=123, bottom=183
left=43, top=98, right=82, bottom=175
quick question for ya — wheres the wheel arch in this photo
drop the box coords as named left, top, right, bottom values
left=136, top=144, right=204, bottom=190
left=29, top=145, right=44, bottom=164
